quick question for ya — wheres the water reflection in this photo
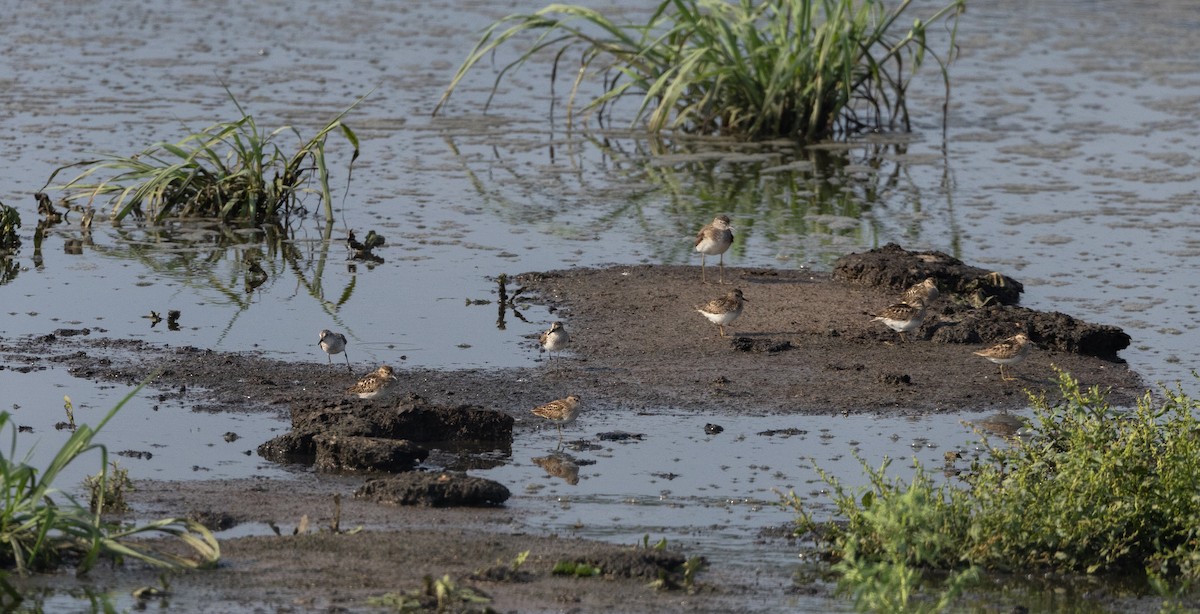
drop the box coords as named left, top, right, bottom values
left=532, top=451, right=582, bottom=485
left=25, top=209, right=393, bottom=347
left=441, top=127, right=959, bottom=268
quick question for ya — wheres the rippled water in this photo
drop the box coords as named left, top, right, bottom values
left=2, top=0, right=1198, bottom=610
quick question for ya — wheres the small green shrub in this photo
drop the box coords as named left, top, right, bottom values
left=786, top=370, right=1200, bottom=609
left=435, top=0, right=965, bottom=140
left=43, top=88, right=365, bottom=225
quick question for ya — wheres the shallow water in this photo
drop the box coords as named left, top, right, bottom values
left=2, top=0, right=1199, bottom=610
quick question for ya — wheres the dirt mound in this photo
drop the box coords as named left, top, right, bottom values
left=355, top=472, right=511, bottom=507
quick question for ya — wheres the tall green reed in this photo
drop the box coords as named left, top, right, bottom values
left=435, top=0, right=965, bottom=140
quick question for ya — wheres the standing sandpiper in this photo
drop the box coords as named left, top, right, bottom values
left=531, top=394, right=582, bottom=447
left=696, top=289, right=747, bottom=338
left=871, top=299, right=927, bottom=343
left=347, top=365, right=396, bottom=399
left=539, top=321, right=570, bottom=361
left=901, top=277, right=940, bottom=306
left=974, top=333, right=1031, bottom=381
left=695, top=215, right=734, bottom=284
left=318, top=329, right=352, bottom=373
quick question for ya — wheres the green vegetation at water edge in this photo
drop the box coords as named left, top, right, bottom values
left=785, top=370, right=1200, bottom=611
left=435, top=0, right=965, bottom=140
left=0, top=202, right=19, bottom=252
left=0, top=384, right=219, bottom=609
left=43, top=88, right=366, bottom=225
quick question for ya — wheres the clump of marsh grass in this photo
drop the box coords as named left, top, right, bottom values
left=784, top=370, right=1200, bottom=610
left=0, top=383, right=220, bottom=585
left=42, top=88, right=366, bottom=225
left=0, top=202, right=19, bottom=252
left=434, top=0, right=965, bottom=140
left=83, top=461, right=133, bottom=514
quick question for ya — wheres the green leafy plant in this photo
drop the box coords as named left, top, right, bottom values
left=785, top=370, right=1200, bottom=610
left=435, top=0, right=965, bottom=140
left=0, top=383, right=220, bottom=580
left=43, top=88, right=366, bottom=225
left=641, top=534, right=669, bottom=551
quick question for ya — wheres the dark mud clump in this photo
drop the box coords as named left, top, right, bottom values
left=833, top=243, right=1129, bottom=357
left=314, top=434, right=429, bottom=473
left=833, top=242, right=1024, bottom=306
left=258, top=394, right=514, bottom=473
left=355, top=472, right=511, bottom=507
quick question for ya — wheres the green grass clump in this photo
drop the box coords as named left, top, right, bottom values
left=43, top=88, right=365, bottom=225
left=786, top=370, right=1200, bottom=610
left=0, top=202, right=19, bottom=252
left=0, top=384, right=219, bottom=587
left=435, top=0, right=965, bottom=140
left=368, top=574, right=492, bottom=612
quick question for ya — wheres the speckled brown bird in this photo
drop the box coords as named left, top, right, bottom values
left=696, top=289, right=747, bottom=338
left=695, top=215, right=734, bottom=284
left=346, top=365, right=396, bottom=399
left=974, top=333, right=1031, bottom=381
left=531, top=394, right=582, bottom=446
left=871, top=299, right=927, bottom=342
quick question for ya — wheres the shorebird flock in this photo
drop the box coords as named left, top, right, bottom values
left=315, top=213, right=1034, bottom=448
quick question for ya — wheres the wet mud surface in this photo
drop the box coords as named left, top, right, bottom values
left=0, top=253, right=1145, bottom=611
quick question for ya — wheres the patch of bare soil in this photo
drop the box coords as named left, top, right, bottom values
left=0, top=246, right=1145, bottom=611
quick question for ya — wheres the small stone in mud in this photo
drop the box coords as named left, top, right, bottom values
left=767, top=340, right=793, bottom=353
left=355, top=472, right=510, bottom=507
left=564, top=440, right=603, bottom=452
left=596, top=431, right=644, bottom=442
left=757, top=428, right=808, bottom=438
left=471, top=564, right=533, bottom=583
left=704, top=423, right=724, bottom=435
left=189, top=510, right=238, bottom=531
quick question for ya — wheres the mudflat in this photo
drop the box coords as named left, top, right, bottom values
left=1, top=250, right=1144, bottom=611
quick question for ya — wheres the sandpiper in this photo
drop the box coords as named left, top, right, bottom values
left=347, top=365, right=396, bottom=399
left=974, top=333, right=1031, bottom=381
left=539, top=321, right=570, bottom=361
left=531, top=394, right=582, bottom=446
left=696, top=288, right=747, bottom=338
left=318, top=329, right=352, bottom=372
left=695, top=215, right=734, bottom=284
left=871, top=299, right=926, bottom=342
left=901, top=277, right=940, bottom=306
